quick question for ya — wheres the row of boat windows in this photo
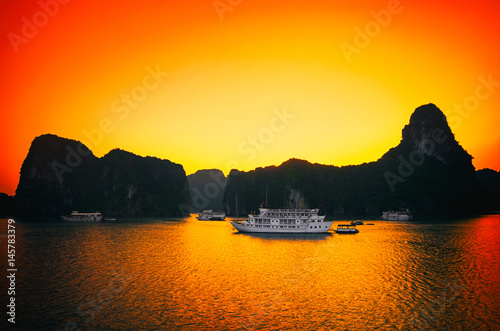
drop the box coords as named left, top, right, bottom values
left=243, top=224, right=328, bottom=229
left=247, top=225, right=298, bottom=228
left=253, top=219, right=301, bottom=224
left=264, top=213, right=316, bottom=217
left=253, top=219, right=320, bottom=223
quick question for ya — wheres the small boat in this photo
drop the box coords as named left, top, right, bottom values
left=197, top=210, right=226, bottom=221
left=351, top=220, right=364, bottom=225
left=366, top=223, right=375, bottom=225
left=61, top=211, right=102, bottom=222
left=336, top=224, right=359, bottom=234
left=381, top=209, right=412, bottom=221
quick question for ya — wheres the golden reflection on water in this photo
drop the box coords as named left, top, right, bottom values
left=1, top=215, right=499, bottom=329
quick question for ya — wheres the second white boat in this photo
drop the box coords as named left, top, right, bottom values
left=197, top=210, right=226, bottom=221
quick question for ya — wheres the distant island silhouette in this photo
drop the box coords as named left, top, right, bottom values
left=0, top=103, right=499, bottom=218
left=10, top=136, right=190, bottom=217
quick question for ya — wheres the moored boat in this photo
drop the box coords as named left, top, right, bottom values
left=381, top=210, right=412, bottom=221
left=336, top=224, right=359, bottom=234
left=61, top=211, right=102, bottom=222
left=230, top=208, right=333, bottom=234
left=197, top=210, right=226, bottom=221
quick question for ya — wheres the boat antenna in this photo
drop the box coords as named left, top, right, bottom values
left=235, top=193, right=239, bottom=220
left=265, top=185, right=268, bottom=207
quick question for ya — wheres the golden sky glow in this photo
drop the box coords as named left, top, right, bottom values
left=1, top=0, right=500, bottom=195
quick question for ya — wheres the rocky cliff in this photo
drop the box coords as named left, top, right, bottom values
left=187, top=169, right=226, bottom=212
left=0, top=193, right=16, bottom=217
left=477, top=168, right=500, bottom=211
left=224, top=104, right=491, bottom=215
left=15, top=134, right=190, bottom=217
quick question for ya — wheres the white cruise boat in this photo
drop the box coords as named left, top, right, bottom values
left=197, top=210, right=226, bottom=221
left=230, top=208, right=333, bottom=233
left=61, top=211, right=103, bottom=222
left=381, top=210, right=412, bottom=221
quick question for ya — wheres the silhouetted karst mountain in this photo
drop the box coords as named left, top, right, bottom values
left=16, top=134, right=99, bottom=216
left=477, top=168, right=500, bottom=210
left=15, top=134, right=190, bottom=217
left=224, top=104, right=491, bottom=215
left=385, top=103, right=474, bottom=167
left=9, top=104, right=499, bottom=218
left=99, top=149, right=190, bottom=217
left=0, top=193, right=16, bottom=217
left=187, top=169, right=226, bottom=212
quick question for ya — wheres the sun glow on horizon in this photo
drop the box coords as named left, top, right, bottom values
left=1, top=0, right=500, bottom=194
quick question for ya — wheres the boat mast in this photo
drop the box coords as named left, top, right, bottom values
left=265, top=185, right=268, bottom=207
left=235, top=194, right=239, bottom=220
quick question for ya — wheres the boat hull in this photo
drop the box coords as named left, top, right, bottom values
left=382, top=216, right=412, bottom=221
left=336, top=229, right=359, bottom=234
left=61, top=216, right=102, bottom=222
left=381, top=211, right=412, bottom=221
left=197, top=217, right=226, bottom=221
left=197, top=210, right=226, bottom=221
left=230, top=221, right=333, bottom=234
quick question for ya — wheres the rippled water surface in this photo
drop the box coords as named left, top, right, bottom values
left=1, top=215, right=499, bottom=330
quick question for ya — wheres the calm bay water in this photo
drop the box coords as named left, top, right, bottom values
left=1, top=215, right=499, bottom=330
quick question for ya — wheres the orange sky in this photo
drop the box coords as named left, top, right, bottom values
left=1, top=0, right=499, bottom=195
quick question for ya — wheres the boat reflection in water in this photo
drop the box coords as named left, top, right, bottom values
left=232, top=230, right=332, bottom=241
